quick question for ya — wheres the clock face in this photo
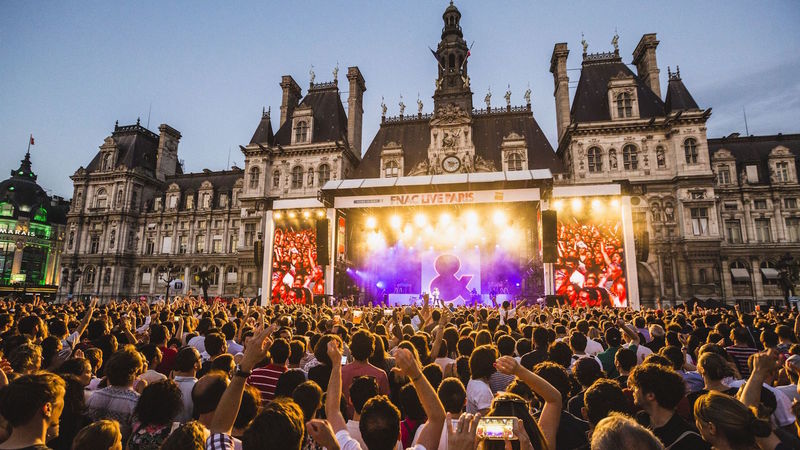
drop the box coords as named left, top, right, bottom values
left=442, top=155, right=461, bottom=173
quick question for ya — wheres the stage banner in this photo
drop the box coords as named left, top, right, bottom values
left=271, top=224, right=325, bottom=304
left=334, top=188, right=540, bottom=209
left=420, top=247, right=481, bottom=304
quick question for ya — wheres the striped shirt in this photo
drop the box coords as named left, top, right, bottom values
left=247, top=364, right=287, bottom=403
left=725, top=345, right=759, bottom=378
left=86, top=385, right=140, bottom=440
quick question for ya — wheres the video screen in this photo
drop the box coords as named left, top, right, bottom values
left=554, top=199, right=627, bottom=307
left=271, top=225, right=325, bottom=304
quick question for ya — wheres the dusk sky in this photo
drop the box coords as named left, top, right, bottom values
left=2, top=1, right=799, bottom=198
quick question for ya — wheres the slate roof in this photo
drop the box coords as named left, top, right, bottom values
left=665, top=76, right=699, bottom=112
left=0, top=152, right=68, bottom=224
left=571, top=54, right=667, bottom=122
left=250, top=110, right=275, bottom=145
left=272, top=85, right=349, bottom=146
left=709, top=133, right=800, bottom=185
left=86, top=123, right=160, bottom=175
left=162, top=168, right=244, bottom=193
left=351, top=110, right=561, bottom=179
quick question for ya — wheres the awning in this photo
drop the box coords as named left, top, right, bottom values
left=761, top=268, right=780, bottom=280
left=731, top=268, right=751, bottom=282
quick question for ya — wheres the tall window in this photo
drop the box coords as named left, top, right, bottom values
left=95, top=188, right=108, bottom=209
left=244, top=223, right=255, bottom=246
left=249, top=166, right=260, bottom=189
left=684, top=138, right=698, bottom=164
left=226, top=266, right=238, bottom=284
left=786, top=217, right=800, bottom=242
left=622, top=145, right=638, bottom=170
left=186, top=194, right=194, bottom=210
left=145, top=238, right=154, bottom=255
left=717, top=165, right=731, bottom=185
left=785, top=198, right=797, bottom=209
left=294, top=121, right=309, bottom=143
left=755, top=218, right=771, bottom=243
left=108, top=229, right=116, bottom=249
left=272, top=170, right=281, bottom=189
left=179, top=236, right=188, bottom=254
left=209, top=266, right=220, bottom=285
left=291, top=166, right=304, bottom=189
left=776, top=162, right=790, bottom=182
left=587, top=147, right=602, bottom=173
left=195, top=235, right=205, bottom=253
left=761, top=261, right=779, bottom=285
left=115, top=190, right=123, bottom=208
left=691, top=208, right=708, bottom=236
left=754, top=199, right=767, bottom=210
left=212, top=238, right=222, bottom=254
left=90, top=235, right=100, bottom=254
left=507, top=153, right=523, bottom=171
left=84, top=266, right=96, bottom=285
left=731, top=261, right=750, bottom=285
left=384, top=161, right=399, bottom=178
left=318, top=164, right=331, bottom=186
left=725, top=220, right=743, bottom=244
left=616, top=92, right=632, bottom=118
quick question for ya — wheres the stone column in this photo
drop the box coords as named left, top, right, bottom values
left=751, top=257, right=764, bottom=302
left=10, top=241, right=24, bottom=276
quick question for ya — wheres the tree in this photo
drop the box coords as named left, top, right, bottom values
left=195, top=267, right=213, bottom=302
left=776, top=253, right=799, bottom=308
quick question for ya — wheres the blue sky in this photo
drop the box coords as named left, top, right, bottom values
left=2, top=1, right=799, bottom=197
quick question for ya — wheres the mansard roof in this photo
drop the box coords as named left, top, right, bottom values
left=272, top=84, right=349, bottom=146
left=709, top=133, right=800, bottom=184
left=162, top=167, right=244, bottom=193
left=350, top=109, right=561, bottom=179
left=249, top=109, right=274, bottom=145
left=664, top=72, right=699, bottom=112
left=86, top=122, right=160, bottom=175
left=571, top=53, right=666, bottom=122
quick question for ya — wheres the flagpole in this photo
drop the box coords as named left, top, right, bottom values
left=27, top=134, right=32, bottom=153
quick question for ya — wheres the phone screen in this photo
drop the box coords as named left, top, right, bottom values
left=384, top=309, right=393, bottom=317
left=341, top=356, right=348, bottom=365
left=476, top=417, right=516, bottom=440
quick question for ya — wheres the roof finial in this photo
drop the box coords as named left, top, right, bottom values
left=581, top=32, right=588, bottom=56
left=611, top=29, right=619, bottom=53
left=267, top=106, right=271, bottom=119
left=309, top=65, right=315, bottom=86
left=136, top=117, right=140, bottom=126
left=450, top=0, right=454, bottom=5
left=333, top=61, right=339, bottom=83
left=115, top=120, right=119, bottom=131
left=676, top=65, right=681, bottom=78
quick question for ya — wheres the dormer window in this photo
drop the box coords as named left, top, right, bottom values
left=776, top=161, right=790, bottom=183
left=622, top=144, right=638, bottom=170
left=684, top=138, right=698, bottom=164
left=294, top=120, right=309, bottom=143
left=717, top=165, right=731, bottom=185
left=507, top=153, right=523, bottom=171
left=384, top=161, right=399, bottom=178
left=616, top=93, right=632, bottom=118
left=103, top=153, right=113, bottom=171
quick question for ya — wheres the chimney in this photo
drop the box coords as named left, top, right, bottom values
left=279, top=75, right=302, bottom=127
left=346, top=66, right=366, bottom=158
left=156, top=124, right=181, bottom=181
left=550, top=43, right=570, bottom=141
left=632, top=33, right=661, bottom=98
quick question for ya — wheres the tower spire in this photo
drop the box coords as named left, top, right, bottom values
left=433, top=1, right=472, bottom=113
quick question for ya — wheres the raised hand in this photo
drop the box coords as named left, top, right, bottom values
left=447, top=412, right=480, bottom=450
left=327, top=340, right=343, bottom=366
left=241, top=325, right=273, bottom=372
left=306, top=419, right=339, bottom=450
left=494, top=355, right=520, bottom=376
left=395, top=348, right=422, bottom=380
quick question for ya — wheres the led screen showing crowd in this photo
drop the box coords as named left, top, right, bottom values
left=554, top=205, right=627, bottom=307
left=271, top=225, right=325, bottom=304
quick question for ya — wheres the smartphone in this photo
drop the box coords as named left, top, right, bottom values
left=353, top=310, right=363, bottom=318
left=384, top=309, right=393, bottom=317
left=340, top=356, right=348, bottom=365
left=476, top=417, right=516, bottom=440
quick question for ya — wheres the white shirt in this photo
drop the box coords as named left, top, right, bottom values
left=728, top=379, right=796, bottom=427
left=434, top=357, right=455, bottom=372
left=569, top=354, right=602, bottom=370
left=623, top=342, right=652, bottom=364
left=227, top=340, right=244, bottom=354
left=584, top=338, right=603, bottom=356
left=413, top=418, right=458, bottom=450
left=335, top=428, right=427, bottom=450
left=188, top=335, right=206, bottom=354
left=173, top=375, right=197, bottom=423
left=140, top=369, right=167, bottom=385
left=466, top=379, right=493, bottom=414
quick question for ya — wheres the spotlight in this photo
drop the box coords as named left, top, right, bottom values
left=552, top=200, right=564, bottom=211
left=316, top=210, right=325, bottom=218
left=440, top=213, right=452, bottom=226
left=274, top=211, right=282, bottom=219
left=366, top=216, right=377, bottom=229
left=465, top=210, right=478, bottom=226
left=390, top=215, right=402, bottom=229
left=591, top=199, right=602, bottom=211
left=288, top=211, right=297, bottom=219
left=376, top=281, right=385, bottom=289
left=611, top=198, right=620, bottom=209
left=302, top=211, right=310, bottom=219
left=414, top=213, right=427, bottom=227
left=570, top=198, right=583, bottom=212
left=492, top=210, right=507, bottom=226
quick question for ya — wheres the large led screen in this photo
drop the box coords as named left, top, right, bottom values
left=271, top=225, right=325, bottom=304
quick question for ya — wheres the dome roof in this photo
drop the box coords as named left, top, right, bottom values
left=0, top=151, right=53, bottom=221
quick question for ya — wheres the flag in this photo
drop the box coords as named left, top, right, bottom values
left=29, top=135, right=34, bottom=146
left=429, top=47, right=443, bottom=69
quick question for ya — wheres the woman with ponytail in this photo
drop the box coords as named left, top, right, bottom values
left=694, top=391, right=784, bottom=450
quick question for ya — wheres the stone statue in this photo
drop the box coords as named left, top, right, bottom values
left=398, top=95, right=406, bottom=116
left=504, top=85, right=511, bottom=107
left=651, top=203, right=661, bottom=222
left=524, top=87, right=531, bottom=105
left=581, top=33, right=588, bottom=54
left=664, top=203, right=675, bottom=222
left=461, top=74, right=470, bottom=88
left=417, top=96, right=423, bottom=115
left=333, top=62, right=339, bottom=82
left=381, top=97, right=387, bottom=116
left=309, top=65, right=315, bottom=85
left=656, top=147, right=665, bottom=167
left=611, top=32, right=619, bottom=52
left=609, top=149, right=618, bottom=169
left=442, top=131, right=454, bottom=148
left=484, top=88, right=491, bottom=109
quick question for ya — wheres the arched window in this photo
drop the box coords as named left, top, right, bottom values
left=208, top=265, right=220, bottom=285
left=587, top=147, right=602, bottom=173
left=684, top=138, right=698, bottom=164
left=294, top=121, right=309, bottom=143
left=84, top=266, right=96, bottom=284
left=115, top=190, right=123, bottom=208
left=622, top=144, right=638, bottom=170
left=507, top=153, right=523, bottom=171
left=291, top=166, right=304, bottom=189
left=95, top=188, right=108, bottom=209
left=249, top=166, right=260, bottom=189
left=760, top=261, right=778, bottom=286
left=616, top=92, right=632, bottom=118
left=384, top=161, right=399, bottom=178
left=318, top=164, right=331, bottom=186
left=731, top=260, right=751, bottom=285
left=272, top=170, right=281, bottom=189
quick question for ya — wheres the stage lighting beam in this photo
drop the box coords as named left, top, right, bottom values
left=303, top=211, right=310, bottom=219
left=414, top=213, right=427, bottom=227
left=390, top=215, right=402, bottom=229
left=571, top=198, right=583, bottom=212
left=274, top=211, right=282, bottom=219
left=492, top=210, right=507, bottom=226
left=552, top=200, right=564, bottom=211
left=366, top=216, right=377, bottom=229
left=288, top=211, right=297, bottom=219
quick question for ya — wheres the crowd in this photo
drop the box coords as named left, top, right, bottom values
left=1, top=294, right=800, bottom=450
left=271, top=227, right=325, bottom=304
